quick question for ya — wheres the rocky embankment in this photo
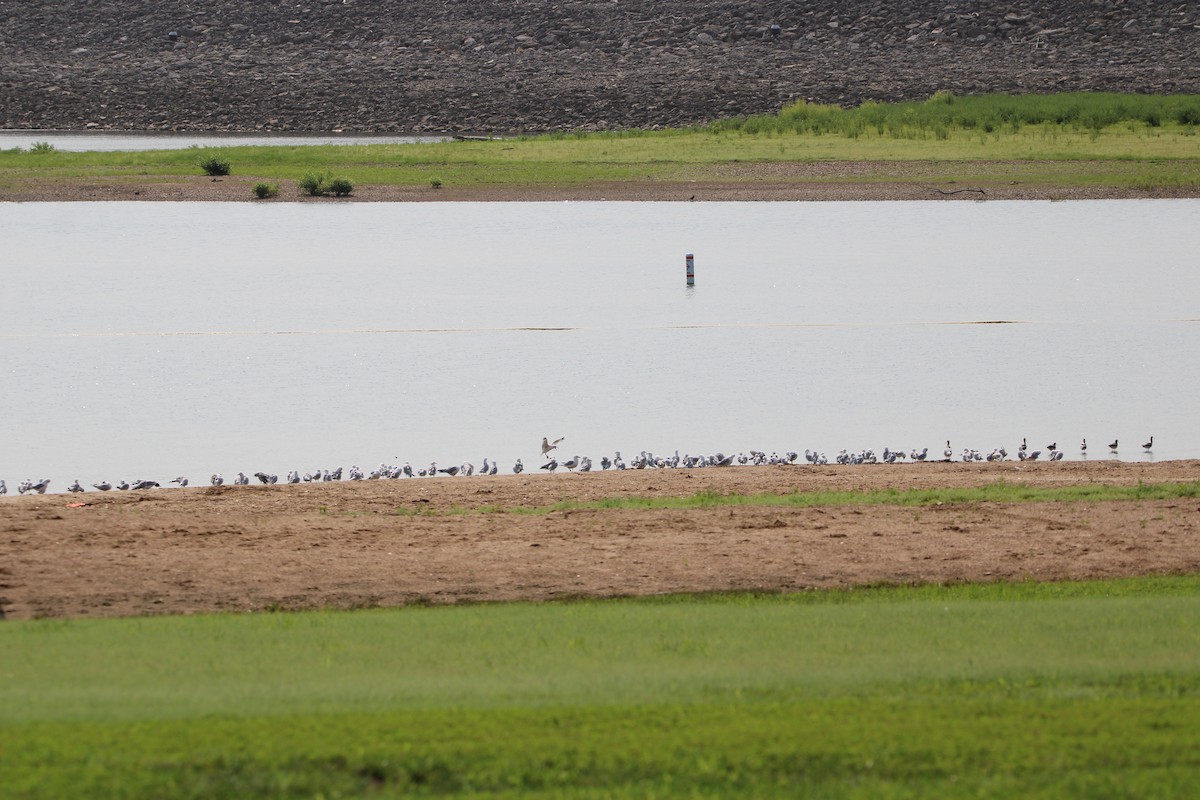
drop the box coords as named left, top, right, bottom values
left=2, top=0, right=1197, bottom=133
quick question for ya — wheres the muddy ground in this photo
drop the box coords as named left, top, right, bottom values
left=2, top=460, right=1197, bottom=620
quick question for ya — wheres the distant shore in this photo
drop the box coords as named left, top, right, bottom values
left=5, top=173, right=1200, bottom=202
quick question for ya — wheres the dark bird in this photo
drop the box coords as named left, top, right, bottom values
left=1143, top=436, right=1154, bottom=451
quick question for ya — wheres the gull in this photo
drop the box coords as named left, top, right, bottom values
left=600, top=456, right=612, bottom=470
left=92, top=481, right=112, bottom=491
left=211, top=473, right=224, bottom=486
left=462, top=463, right=475, bottom=477
left=31, top=479, right=51, bottom=494
left=481, top=458, right=490, bottom=475
left=437, top=465, right=460, bottom=477
left=513, top=459, right=524, bottom=474
left=1143, top=436, right=1154, bottom=451
left=540, top=458, right=558, bottom=472
left=131, top=480, right=159, bottom=490
left=0, top=480, right=6, bottom=495
left=68, top=480, right=85, bottom=493
left=254, top=471, right=273, bottom=485
left=117, top=480, right=130, bottom=490
left=1050, top=450, right=1064, bottom=461
left=403, top=462, right=414, bottom=478
left=541, top=437, right=564, bottom=456
left=287, top=471, right=301, bottom=484
left=561, top=455, right=581, bottom=472
left=171, top=476, right=188, bottom=487
left=234, top=472, right=250, bottom=486
left=579, top=457, right=593, bottom=472
left=1027, top=450, right=1042, bottom=461
left=489, top=461, right=498, bottom=476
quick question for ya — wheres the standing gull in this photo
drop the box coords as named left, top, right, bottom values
left=171, top=476, right=189, bottom=487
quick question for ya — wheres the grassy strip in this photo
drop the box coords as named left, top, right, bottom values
left=1, top=577, right=1197, bottom=798
left=438, top=480, right=1200, bottom=516
left=1, top=93, right=1198, bottom=192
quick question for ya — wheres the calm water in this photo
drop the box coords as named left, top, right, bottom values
left=1, top=200, right=1197, bottom=491
left=0, top=130, right=447, bottom=152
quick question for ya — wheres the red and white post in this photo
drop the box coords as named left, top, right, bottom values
left=685, top=253, right=695, bottom=286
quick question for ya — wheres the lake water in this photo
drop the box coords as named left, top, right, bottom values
left=1, top=200, right=1197, bottom=492
left=0, top=130, right=447, bottom=152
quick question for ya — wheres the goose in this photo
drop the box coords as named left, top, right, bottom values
left=1143, top=436, right=1154, bottom=450
left=1109, top=439, right=1119, bottom=452
left=1019, top=438, right=1028, bottom=453
left=944, top=440, right=952, bottom=459
left=1047, top=442, right=1057, bottom=453
left=1080, top=438, right=1087, bottom=454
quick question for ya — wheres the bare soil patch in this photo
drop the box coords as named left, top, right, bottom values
left=4, top=166, right=1198, bottom=203
left=2, top=460, right=1197, bottom=620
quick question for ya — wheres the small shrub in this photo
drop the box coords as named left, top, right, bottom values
left=430, top=177, right=443, bottom=189
left=298, top=172, right=330, bottom=196
left=328, top=177, right=354, bottom=196
left=29, top=141, right=56, bottom=153
left=199, top=154, right=231, bottom=176
left=252, top=182, right=279, bottom=199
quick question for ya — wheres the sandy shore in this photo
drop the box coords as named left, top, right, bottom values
left=3, top=171, right=1199, bottom=203
left=2, top=460, right=1197, bottom=620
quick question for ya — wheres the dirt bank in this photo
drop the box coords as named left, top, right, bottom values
left=2, top=460, right=1197, bottom=620
left=2, top=1, right=1197, bottom=133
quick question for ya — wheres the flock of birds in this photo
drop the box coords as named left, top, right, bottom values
left=0, top=435, right=1158, bottom=496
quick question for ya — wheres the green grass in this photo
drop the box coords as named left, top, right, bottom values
left=2, top=578, right=1198, bottom=798
left=2, top=93, right=1198, bottom=193
left=432, top=479, right=1200, bottom=516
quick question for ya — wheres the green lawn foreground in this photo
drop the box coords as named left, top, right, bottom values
left=2, top=92, right=1199, bottom=193
left=1, top=577, right=1198, bottom=799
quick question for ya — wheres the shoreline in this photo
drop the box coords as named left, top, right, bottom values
left=5, top=174, right=1200, bottom=203
left=4, top=460, right=1198, bottom=620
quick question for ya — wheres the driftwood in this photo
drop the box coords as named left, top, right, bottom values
left=925, top=186, right=988, bottom=196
